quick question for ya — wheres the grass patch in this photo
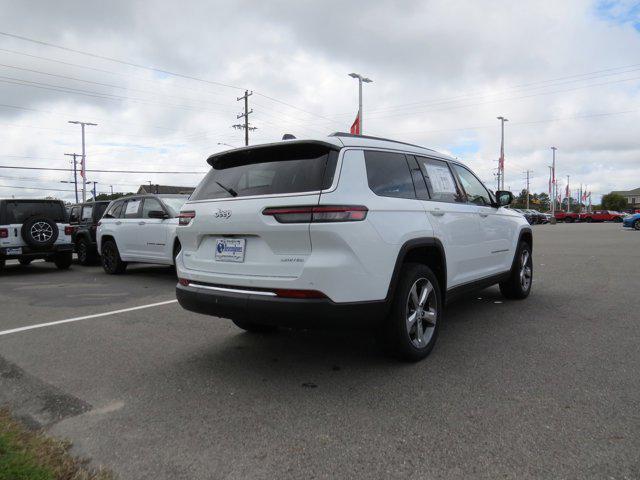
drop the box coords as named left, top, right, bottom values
left=0, top=408, right=114, bottom=480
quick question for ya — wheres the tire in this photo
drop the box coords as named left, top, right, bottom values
left=54, top=252, right=73, bottom=270
left=0, top=259, right=5, bottom=271
left=101, top=239, right=127, bottom=274
left=231, top=318, right=278, bottom=333
left=76, top=237, right=97, bottom=266
left=499, top=241, right=533, bottom=300
left=20, top=216, right=59, bottom=248
left=18, top=258, right=33, bottom=266
left=382, top=263, right=442, bottom=362
left=634, top=220, right=640, bottom=231
left=585, top=217, right=592, bottom=223
left=614, top=216, right=623, bottom=223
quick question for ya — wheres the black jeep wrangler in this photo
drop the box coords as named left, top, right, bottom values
left=68, top=201, right=110, bottom=265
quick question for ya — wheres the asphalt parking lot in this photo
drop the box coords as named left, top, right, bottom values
left=1, top=223, right=638, bottom=479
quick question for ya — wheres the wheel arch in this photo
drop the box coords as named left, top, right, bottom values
left=99, top=234, right=117, bottom=252
left=386, top=238, right=447, bottom=304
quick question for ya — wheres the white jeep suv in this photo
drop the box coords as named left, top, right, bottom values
left=0, top=198, right=74, bottom=270
left=97, top=194, right=189, bottom=274
left=175, top=134, right=532, bottom=361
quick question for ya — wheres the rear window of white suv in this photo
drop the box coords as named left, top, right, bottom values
left=191, top=143, right=338, bottom=200
left=3, top=200, right=66, bottom=223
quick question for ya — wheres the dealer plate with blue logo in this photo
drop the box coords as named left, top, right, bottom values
left=215, top=238, right=245, bottom=263
left=6, top=247, right=22, bottom=256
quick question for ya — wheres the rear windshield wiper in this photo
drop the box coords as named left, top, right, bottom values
left=215, top=181, right=238, bottom=197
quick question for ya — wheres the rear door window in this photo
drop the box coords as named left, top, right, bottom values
left=123, top=199, right=142, bottom=218
left=191, top=143, right=338, bottom=200
left=364, top=151, right=416, bottom=199
left=5, top=201, right=66, bottom=223
left=416, top=157, right=464, bottom=203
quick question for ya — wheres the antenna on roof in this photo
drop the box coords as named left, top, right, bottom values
left=282, top=134, right=296, bottom=140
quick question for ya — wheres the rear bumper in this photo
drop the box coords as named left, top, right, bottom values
left=176, top=282, right=387, bottom=329
left=0, top=243, right=73, bottom=259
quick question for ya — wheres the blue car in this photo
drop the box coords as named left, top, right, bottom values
left=622, top=213, right=640, bottom=230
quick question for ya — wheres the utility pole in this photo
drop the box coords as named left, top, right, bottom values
left=566, top=175, right=571, bottom=213
left=551, top=147, right=557, bottom=215
left=68, top=121, right=97, bottom=202
left=548, top=166, right=553, bottom=211
left=348, top=73, right=373, bottom=135
left=232, top=90, right=257, bottom=146
left=64, top=153, right=80, bottom=203
left=87, top=181, right=97, bottom=200
left=109, top=185, right=114, bottom=195
left=497, top=116, right=508, bottom=190
left=524, top=170, right=533, bottom=209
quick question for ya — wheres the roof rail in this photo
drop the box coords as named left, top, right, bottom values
left=329, top=132, right=436, bottom=152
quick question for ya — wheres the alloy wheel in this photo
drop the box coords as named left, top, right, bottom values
left=520, top=249, right=532, bottom=291
left=405, top=278, right=437, bottom=348
left=30, top=221, right=53, bottom=242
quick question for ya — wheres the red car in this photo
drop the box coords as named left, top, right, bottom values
left=580, top=210, right=624, bottom=223
left=554, top=211, right=580, bottom=223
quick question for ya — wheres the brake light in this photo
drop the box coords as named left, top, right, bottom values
left=178, top=211, right=196, bottom=226
left=262, top=205, right=368, bottom=223
left=64, top=226, right=75, bottom=235
left=0, top=228, right=8, bottom=238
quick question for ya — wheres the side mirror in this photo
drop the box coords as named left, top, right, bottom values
left=495, top=190, right=514, bottom=207
left=148, top=210, right=168, bottom=219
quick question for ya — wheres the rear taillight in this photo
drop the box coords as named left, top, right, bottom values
left=64, top=226, right=75, bottom=235
left=262, top=205, right=368, bottom=223
left=178, top=211, right=196, bottom=226
left=0, top=228, right=8, bottom=238
left=178, top=278, right=190, bottom=286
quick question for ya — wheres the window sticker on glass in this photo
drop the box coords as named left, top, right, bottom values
left=424, top=164, right=457, bottom=193
left=125, top=200, right=140, bottom=215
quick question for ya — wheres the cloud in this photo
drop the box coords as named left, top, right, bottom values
left=0, top=0, right=638, bottom=203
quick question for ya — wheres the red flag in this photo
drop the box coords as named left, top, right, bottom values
left=80, top=156, right=86, bottom=179
left=350, top=112, right=360, bottom=135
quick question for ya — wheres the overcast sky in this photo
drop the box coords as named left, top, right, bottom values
left=1, top=0, right=639, bottom=203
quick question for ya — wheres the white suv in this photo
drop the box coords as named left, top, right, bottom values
left=0, top=199, right=74, bottom=270
left=175, top=134, right=532, bottom=361
left=97, top=194, right=189, bottom=274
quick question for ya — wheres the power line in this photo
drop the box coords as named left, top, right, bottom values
left=0, top=32, right=341, bottom=126
left=0, top=31, right=245, bottom=92
left=0, top=165, right=207, bottom=174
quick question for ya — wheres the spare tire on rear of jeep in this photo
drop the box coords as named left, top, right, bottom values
left=21, top=216, right=59, bottom=248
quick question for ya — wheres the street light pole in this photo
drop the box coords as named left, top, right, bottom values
left=497, top=116, right=508, bottom=190
left=551, top=147, right=557, bottom=215
left=349, top=73, right=373, bottom=135
left=68, top=120, right=97, bottom=202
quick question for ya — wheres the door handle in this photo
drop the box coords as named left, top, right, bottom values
left=431, top=209, right=445, bottom=217
left=115, top=221, right=122, bottom=225
left=479, top=212, right=489, bottom=218
left=138, top=221, right=146, bottom=225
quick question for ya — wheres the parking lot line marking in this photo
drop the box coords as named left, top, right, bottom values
left=0, top=299, right=178, bottom=337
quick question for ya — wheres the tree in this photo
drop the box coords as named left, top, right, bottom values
left=89, top=192, right=134, bottom=201
left=601, top=193, right=627, bottom=211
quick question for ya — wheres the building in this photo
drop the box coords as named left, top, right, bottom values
left=137, top=185, right=195, bottom=195
left=610, top=187, right=640, bottom=210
